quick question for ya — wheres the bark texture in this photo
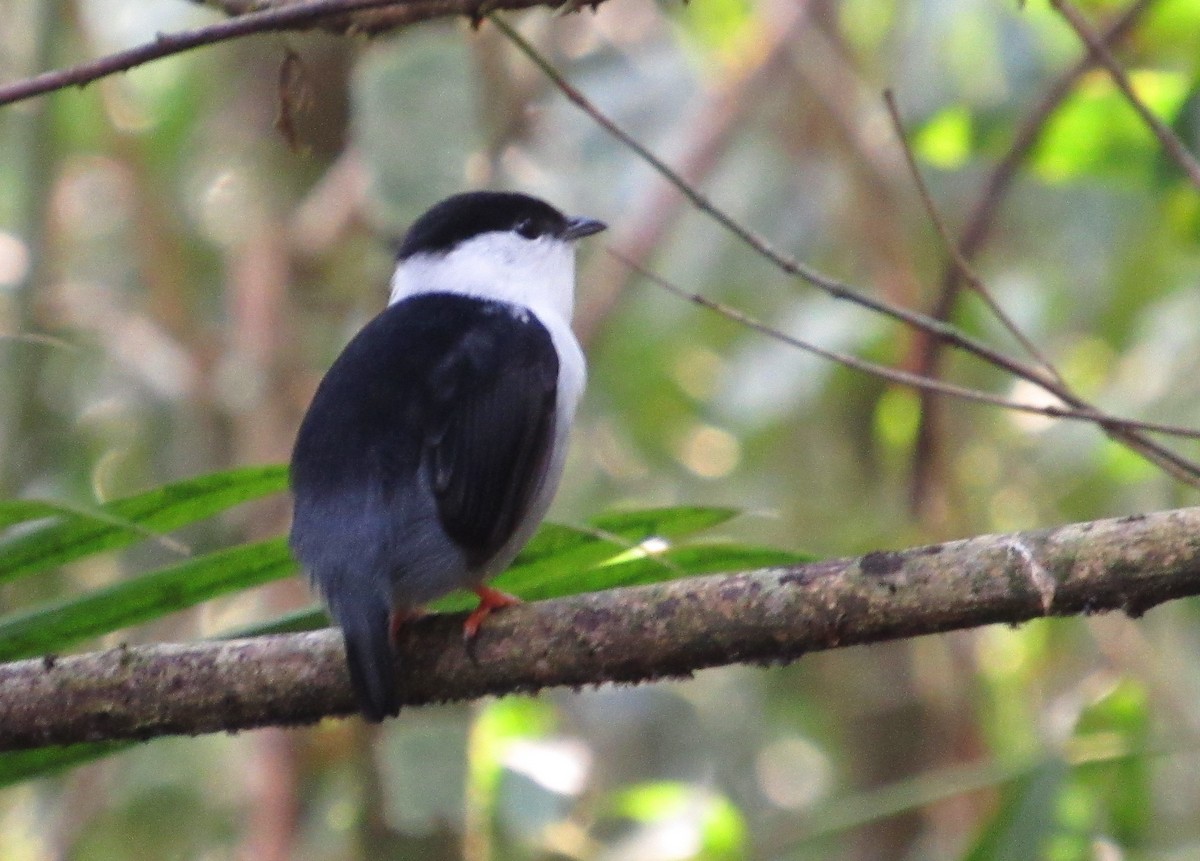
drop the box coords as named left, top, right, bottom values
left=3, top=507, right=1200, bottom=750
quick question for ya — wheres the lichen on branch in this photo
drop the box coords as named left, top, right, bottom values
left=3, top=506, right=1200, bottom=751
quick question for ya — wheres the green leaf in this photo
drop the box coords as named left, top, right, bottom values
left=233, top=543, right=798, bottom=637
left=0, top=499, right=66, bottom=531
left=0, top=538, right=297, bottom=661
left=915, top=105, right=974, bottom=169
left=795, top=758, right=1030, bottom=843
left=232, top=507, right=754, bottom=632
left=0, top=505, right=788, bottom=786
left=611, top=781, right=748, bottom=861
left=0, top=465, right=289, bottom=585
left=1033, top=70, right=1190, bottom=183
left=0, top=741, right=136, bottom=789
left=227, top=606, right=329, bottom=638
left=674, top=0, right=755, bottom=57
left=960, top=760, right=1069, bottom=861
left=594, top=543, right=806, bottom=586
left=512, top=505, right=739, bottom=568
left=1072, top=681, right=1151, bottom=845
left=439, top=507, right=746, bottom=610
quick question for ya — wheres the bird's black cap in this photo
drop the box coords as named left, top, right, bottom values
left=396, top=191, right=606, bottom=260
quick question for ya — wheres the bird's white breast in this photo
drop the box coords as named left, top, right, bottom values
left=388, top=230, right=587, bottom=576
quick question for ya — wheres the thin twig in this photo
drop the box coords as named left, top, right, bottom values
left=0, top=0, right=596, bottom=108
left=909, top=0, right=1159, bottom=513
left=614, top=250, right=1200, bottom=439
left=882, top=90, right=1065, bottom=385
left=488, top=14, right=1052, bottom=388
left=492, top=12, right=1200, bottom=486
left=1052, top=0, right=1200, bottom=191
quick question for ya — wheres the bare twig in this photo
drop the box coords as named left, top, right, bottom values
left=492, top=13, right=1200, bottom=485
left=882, top=90, right=1064, bottom=385
left=910, top=0, right=1157, bottom=514
left=4, top=505, right=1200, bottom=749
left=616, top=251, right=1200, bottom=439
left=488, top=15, right=1051, bottom=387
left=1052, top=0, right=1200, bottom=191
left=0, top=0, right=604, bottom=108
left=574, top=0, right=812, bottom=344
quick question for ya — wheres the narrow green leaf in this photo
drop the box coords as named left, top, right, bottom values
left=0, top=505, right=758, bottom=655
left=960, top=760, right=1069, bottom=861
left=231, top=508, right=750, bottom=634
left=0, top=509, right=789, bottom=785
left=0, top=465, right=289, bottom=585
left=232, top=545, right=794, bottom=636
left=490, top=542, right=807, bottom=605
left=505, top=505, right=741, bottom=590
left=0, top=497, right=192, bottom=555
left=445, top=508, right=745, bottom=610
left=512, top=506, right=739, bottom=568
left=0, top=741, right=135, bottom=789
left=0, top=500, right=67, bottom=531
left=598, top=543, right=806, bottom=583
left=0, top=538, right=297, bottom=661
left=227, top=606, right=329, bottom=639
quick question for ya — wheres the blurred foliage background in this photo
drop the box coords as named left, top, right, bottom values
left=3, top=0, right=1200, bottom=858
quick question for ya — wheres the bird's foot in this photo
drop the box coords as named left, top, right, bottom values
left=463, top=586, right=522, bottom=642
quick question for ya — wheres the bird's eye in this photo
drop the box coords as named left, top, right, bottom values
left=516, top=219, right=541, bottom=240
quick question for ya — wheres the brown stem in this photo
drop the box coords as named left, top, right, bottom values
left=0, top=0, right=607, bottom=108
left=492, top=12, right=1200, bottom=491
left=1053, top=0, right=1200, bottom=190
left=4, top=506, right=1200, bottom=750
left=909, top=0, right=1158, bottom=516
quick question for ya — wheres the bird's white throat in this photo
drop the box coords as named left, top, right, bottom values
left=389, top=231, right=579, bottom=325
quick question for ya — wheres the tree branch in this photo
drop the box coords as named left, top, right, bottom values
left=909, top=0, right=1158, bottom=515
left=616, top=250, right=1200, bottom=438
left=492, top=13, right=1200, bottom=489
left=4, top=506, right=1200, bottom=751
left=0, top=0, right=602, bottom=109
left=1052, top=0, right=1200, bottom=191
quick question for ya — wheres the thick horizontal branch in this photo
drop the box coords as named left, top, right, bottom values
left=3, top=507, right=1200, bottom=750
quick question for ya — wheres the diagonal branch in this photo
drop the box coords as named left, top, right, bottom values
left=1052, top=0, right=1200, bottom=191
left=910, top=0, right=1158, bottom=513
left=882, top=90, right=1065, bottom=387
left=492, top=13, right=1200, bottom=487
left=617, top=251, right=1200, bottom=438
left=4, top=506, right=1200, bottom=751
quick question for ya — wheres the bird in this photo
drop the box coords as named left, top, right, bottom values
left=289, top=191, right=606, bottom=721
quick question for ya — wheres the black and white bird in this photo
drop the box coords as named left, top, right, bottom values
left=289, top=191, right=605, bottom=721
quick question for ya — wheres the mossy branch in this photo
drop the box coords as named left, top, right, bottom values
left=3, top=507, right=1200, bottom=751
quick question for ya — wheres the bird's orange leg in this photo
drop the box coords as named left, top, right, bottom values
left=463, top=585, right=522, bottom=641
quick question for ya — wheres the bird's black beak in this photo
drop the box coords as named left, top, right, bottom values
left=561, top=216, right=607, bottom=240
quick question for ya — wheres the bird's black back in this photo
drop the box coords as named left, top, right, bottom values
left=289, top=291, right=559, bottom=720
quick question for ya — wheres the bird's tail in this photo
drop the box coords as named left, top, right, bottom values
left=337, top=595, right=401, bottom=722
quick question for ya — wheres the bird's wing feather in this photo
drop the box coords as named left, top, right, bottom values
left=289, top=293, right=560, bottom=720
left=290, top=293, right=558, bottom=577
left=424, top=306, right=559, bottom=563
